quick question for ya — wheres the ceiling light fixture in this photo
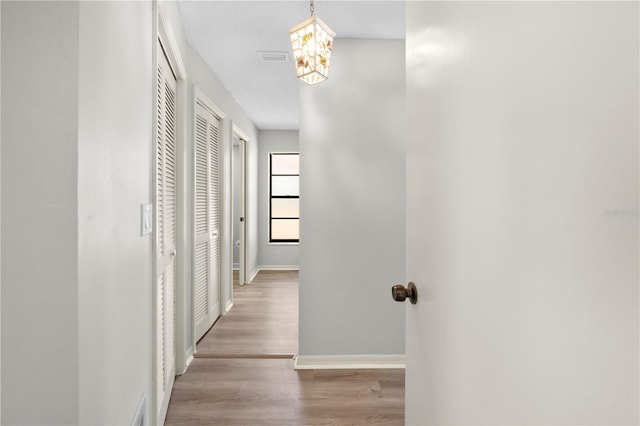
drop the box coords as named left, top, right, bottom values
left=288, top=0, right=335, bottom=85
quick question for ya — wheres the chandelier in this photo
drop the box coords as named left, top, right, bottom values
left=288, top=0, right=335, bottom=85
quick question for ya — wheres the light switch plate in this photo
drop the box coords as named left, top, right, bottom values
left=141, top=203, right=153, bottom=236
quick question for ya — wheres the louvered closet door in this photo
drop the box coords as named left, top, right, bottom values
left=194, top=101, right=221, bottom=341
left=155, top=43, right=177, bottom=425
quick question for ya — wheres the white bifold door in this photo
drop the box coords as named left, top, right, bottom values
left=155, top=42, right=177, bottom=425
left=193, top=97, right=222, bottom=342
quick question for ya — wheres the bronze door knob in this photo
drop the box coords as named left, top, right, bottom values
left=391, top=282, right=417, bottom=304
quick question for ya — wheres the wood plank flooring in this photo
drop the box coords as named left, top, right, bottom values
left=195, top=270, right=299, bottom=357
left=164, top=358, right=404, bottom=425
left=165, top=270, right=405, bottom=425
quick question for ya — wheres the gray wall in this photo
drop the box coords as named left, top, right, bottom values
left=181, top=38, right=259, bottom=348
left=2, top=2, right=80, bottom=424
left=77, top=2, right=153, bottom=424
left=246, top=131, right=259, bottom=280
left=161, top=1, right=259, bottom=362
left=1, top=1, right=260, bottom=424
left=258, top=130, right=300, bottom=268
left=170, top=0, right=260, bottom=284
left=3, top=2, right=155, bottom=424
left=299, top=39, right=405, bottom=356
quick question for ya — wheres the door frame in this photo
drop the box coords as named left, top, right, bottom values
left=229, top=135, right=247, bottom=285
left=226, top=123, right=250, bottom=305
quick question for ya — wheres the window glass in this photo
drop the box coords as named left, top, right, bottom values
left=271, top=198, right=299, bottom=218
left=271, top=154, right=299, bottom=175
left=270, top=153, right=300, bottom=242
left=271, top=219, right=299, bottom=241
left=271, top=176, right=299, bottom=197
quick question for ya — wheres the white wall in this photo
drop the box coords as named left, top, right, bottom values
left=77, top=2, right=153, bottom=424
left=299, top=39, right=405, bottom=356
left=258, top=130, right=299, bottom=268
left=1, top=2, right=80, bottom=424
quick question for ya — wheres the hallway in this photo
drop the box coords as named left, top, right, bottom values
left=196, top=270, right=299, bottom=357
left=164, top=271, right=405, bottom=425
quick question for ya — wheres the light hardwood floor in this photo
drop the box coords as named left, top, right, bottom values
left=165, top=270, right=405, bottom=425
left=195, top=270, right=299, bottom=357
left=164, top=358, right=404, bottom=425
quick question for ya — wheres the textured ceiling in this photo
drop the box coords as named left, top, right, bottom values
left=178, top=1, right=405, bottom=130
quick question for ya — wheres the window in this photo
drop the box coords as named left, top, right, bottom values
left=269, top=153, right=299, bottom=243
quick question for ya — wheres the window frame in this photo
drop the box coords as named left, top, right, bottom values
left=268, top=152, right=300, bottom=244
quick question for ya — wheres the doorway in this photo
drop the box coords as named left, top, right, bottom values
left=231, top=124, right=249, bottom=287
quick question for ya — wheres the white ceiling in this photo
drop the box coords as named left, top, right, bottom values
left=178, top=1, right=405, bottom=130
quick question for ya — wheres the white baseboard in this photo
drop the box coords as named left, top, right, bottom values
left=243, top=266, right=299, bottom=284
left=177, top=347, right=194, bottom=375
left=294, top=354, right=405, bottom=370
left=248, top=267, right=260, bottom=283
left=232, top=264, right=239, bottom=270
left=258, top=265, right=299, bottom=271
left=224, top=301, right=233, bottom=314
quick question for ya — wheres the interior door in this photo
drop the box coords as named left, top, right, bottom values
left=155, top=41, right=177, bottom=425
left=194, top=100, right=222, bottom=341
left=405, top=2, right=639, bottom=424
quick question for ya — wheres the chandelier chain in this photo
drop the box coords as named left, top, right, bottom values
left=310, top=0, right=314, bottom=16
